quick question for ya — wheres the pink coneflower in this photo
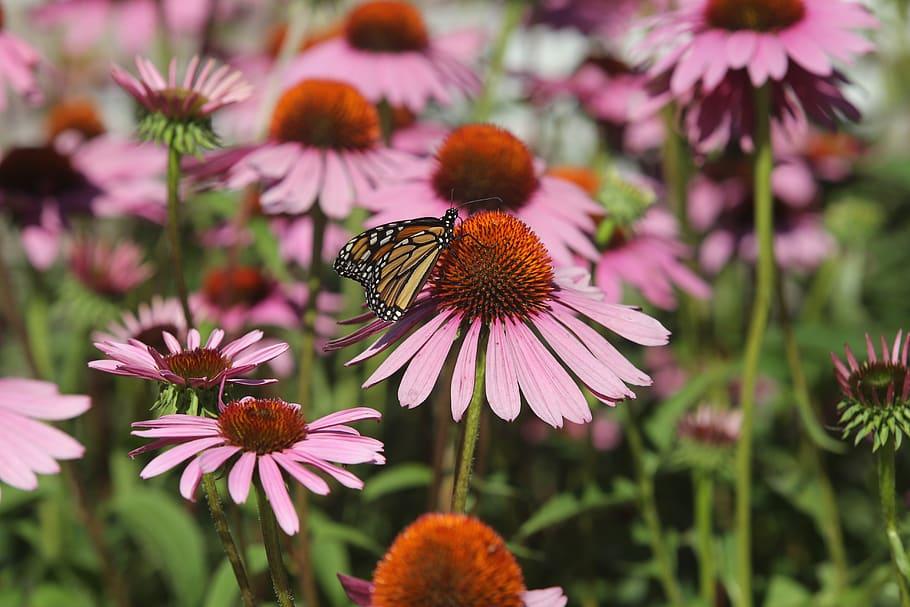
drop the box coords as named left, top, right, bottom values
left=92, top=297, right=187, bottom=353
left=0, top=6, right=43, bottom=111
left=224, top=79, right=423, bottom=220
left=688, top=154, right=835, bottom=273
left=549, top=166, right=710, bottom=309
left=639, top=0, right=876, bottom=150
left=283, top=0, right=480, bottom=111
left=271, top=215, right=352, bottom=270
left=130, top=399, right=385, bottom=534
left=192, top=265, right=342, bottom=335
left=385, top=105, right=448, bottom=156
left=0, top=378, right=89, bottom=500
left=531, top=55, right=665, bottom=154
left=523, top=413, right=623, bottom=452
left=90, top=328, right=288, bottom=388
left=33, top=0, right=213, bottom=55
left=338, top=513, right=567, bottom=607
left=678, top=404, right=742, bottom=446
left=330, top=212, right=669, bottom=428
left=361, top=124, right=602, bottom=264
left=69, top=237, right=153, bottom=297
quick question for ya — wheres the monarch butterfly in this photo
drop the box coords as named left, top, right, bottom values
left=334, top=208, right=459, bottom=322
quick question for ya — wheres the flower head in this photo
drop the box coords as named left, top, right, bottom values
left=223, top=78, right=422, bottom=219
left=112, top=56, right=251, bottom=154
left=47, top=99, right=106, bottom=140
left=131, top=401, right=384, bottom=534
left=832, top=331, right=910, bottom=450
left=674, top=404, right=743, bottom=473
left=362, top=124, right=602, bottom=264
left=0, top=378, right=89, bottom=500
left=330, top=212, right=669, bottom=428
left=338, top=513, right=567, bottom=607
left=639, top=0, right=876, bottom=150
left=93, top=297, right=187, bottom=353
left=284, top=0, right=481, bottom=111
left=69, top=237, right=153, bottom=297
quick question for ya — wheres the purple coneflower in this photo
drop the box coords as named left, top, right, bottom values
left=130, top=399, right=385, bottom=534
left=283, top=0, right=481, bottom=111
left=338, top=513, right=567, bottom=607
left=330, top=211, right=669, bottom=428
left=69, top=237, right=153, bottom=297
left=361, top=124, right=602, bottom=265
left=0, top=378, right=89, bottom=500
left=92, top=297, right=187, bottom=352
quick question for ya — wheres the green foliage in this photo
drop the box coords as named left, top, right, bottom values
left=137, top=112, right=219, bottom=157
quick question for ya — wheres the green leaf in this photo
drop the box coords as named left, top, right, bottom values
left=515, top=494, right=580, bottom=540
left=203, top=545, right=268, bottom=607
left=310, top=538, right=350, bottom=607
left=111, top=487, right=207, bottom=607
left=29, top=585, right=96, bottom=607
left=310, top=511, right=384, bottom=556
left=362, top=464, right=432, bottom=502
left=761, top=576, right=811, bottom=607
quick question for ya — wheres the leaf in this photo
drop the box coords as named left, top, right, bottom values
left=203, top=545, right=268, bottom=607
left=514, top=483, right=633, bottom=541
left=310, top=538, right=350, bottom=607
left=761, top=576, right=811, bottom=607
left=310, top=512, right=384, bottom=556
left=362, top=464, right=432, bottom=502
left=29, top=584, right=96, bottom=607
left=110, top=487, right=207, bottom=607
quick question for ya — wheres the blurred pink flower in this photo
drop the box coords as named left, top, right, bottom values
left=362, top=124, right=601, bottom=265
left=69, top=237, right=153, bottom=296
left=678, top=404, right=742, bottom=446
left=688, top=155, right=835, bottom=273
left=385, top=105, right=449, bottom=155
left=0, top=8, right=43, bottom=111
left=523, top=414, right=623, bottom=452
left=130, top=400, right=384, bottom=534
left=638, top=0, right=876, bottom=150
left=832, top=331, right=910, bottom=408
left=338, top=513, right=567, bottom=607
left=191, top=265, right=342, bottom=335
left=222, top=79, right=422, bottom=220
left=34, top=0, right=214, bottom=54
left=272, top=215, right=351, bottom=269
left=0, top=378, right=89, bottom=500
left=90, top=328, right=288, bottom=388
left=330, top=212, right=669, bottom=428
left=527, top=0, right=646, bottom=37
left=92, top=297, right=187, bottom=352
left=284, top=1, right=481, bottom=111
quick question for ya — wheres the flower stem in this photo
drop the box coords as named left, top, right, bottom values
left=735, top=84, right=775, bottom=607
left=661, top=108, right=691, bottom=239
left=166, top=146, right=195, bottom=328
left=0, top=238, right=42, bottom=378
left=471, top=0, right=523, bottom=122
left=622, top=406, right=684, bottom=607
left=694, top=470, right=716, bottom=607
left=202, top=474, right=257, bottom=607
left=878, top=441, right=910, bottom=606
left=452, top=339, right=487, bottom=513
left=256, top=480, right=296, bottom=607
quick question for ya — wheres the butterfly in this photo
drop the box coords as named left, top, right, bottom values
left=334, top=208, right=459, bottom=322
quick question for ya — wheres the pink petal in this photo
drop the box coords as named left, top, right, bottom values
left=363, top=312, right=453, bottom=388
left=228, top=451, right=256, bottom=503
left=486, top=319, right=521, bottom=422
left=398, top=315, right=459, bottom=408
left=139, top=437, right=224, bottom=478
left=451, top=319, right=482, bottom=421
left=258, top=454, right=299, bottom=535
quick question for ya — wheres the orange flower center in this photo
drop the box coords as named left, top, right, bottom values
left=705, top=0, right=805, bottom=31
left=345, top=1, right=429, bottom=52
left=432, top=125, right=539, bottom=212
left=270, top=79, right=380, bottom=150
left=805, top=132, right=862, bottom=163
left=0, top=146, right=88, bottom=199
left=202, top=266, right=273, bottom=309
left=46, top=100, right=106, bottom=140
left=162, top=348, right=231, bottom=382
left=218, top=398, right=308, bottom=454
left=548, top=165, right=600, bottom=197
left=430, top=212, right=554, bottom=323
left=372, top=513, right=526, bottom=607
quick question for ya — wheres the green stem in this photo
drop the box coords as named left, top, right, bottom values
left=452, top=337, right=487, bottom=513
left=202, top=475, right=257, bottom=607
left=0, top=239, right=42, bottom=378
left=878, top=442, right=910, bottom=606
left=734, top=84, right=775, bottom=607
left=661, top=108, right=691, bottom=239
left=256, top=480, right=296, bottom=607
left=623, top=406, right=684, bottom=607
left=804, top=441, right=850, bottom=591
left=694, top=471, right=716, bottom=607
left=166, top=146, right=194, bottom=328
left=471, top=0, right=523, bottom=122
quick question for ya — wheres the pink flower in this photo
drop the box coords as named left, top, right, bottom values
left=0, top=378, right=89, bottom=500
left=0, top=8, right=43, bottom=111
left=688, top=154, right=835, bottom=273
left=284, top=1, right=481, bottom=111
left=832, top=332, right=910, bottom=409
left=272, top=216, right=352, bottom=269
left=678, top=404, right=742, bottom=446
left=361, top=124, right=602, bottom=265
left=92, top=297, right=187, bottom=353
left=69, top=237, right=153, bottom=297
left=130, top=399, right=385, bottom=534
left=90, top=328, right=289, bottom=388
left=330, top=212, right=669, bottom=428
left=112, top=55, right=252, bottom=121
left=33, top=0, right=213, bottom=55
left=222, top=79, right=423, bottom=220
left=523, top=414, right=623, bottom=451
left=338, top=513, right=567, bottom=607
left=638, top=0, right=876, bottom=150
left=527, top=0, right=648, bottom=38
left=192, top=265, right=342, bottom=335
